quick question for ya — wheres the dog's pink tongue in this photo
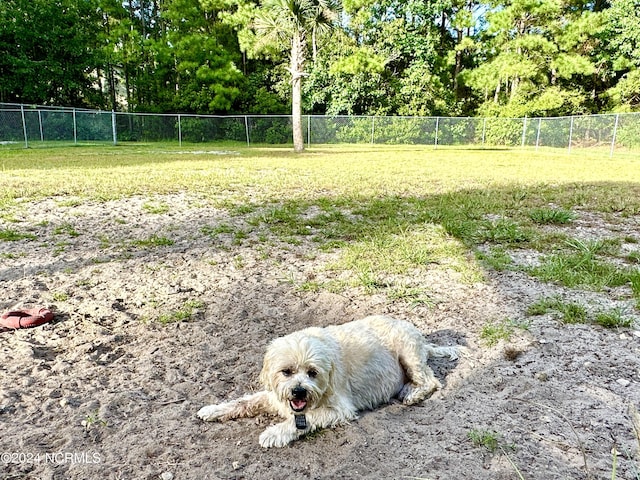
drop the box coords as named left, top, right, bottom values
left=291, top=400, right=306, bottom=411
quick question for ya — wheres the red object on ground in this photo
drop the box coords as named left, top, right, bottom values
left=0, top=308, right=54, bottom=329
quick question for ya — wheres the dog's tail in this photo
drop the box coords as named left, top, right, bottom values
left=427, top=345, right=466, bottom=361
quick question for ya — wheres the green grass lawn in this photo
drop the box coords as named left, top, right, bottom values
left=1, top=143, right=639, bottom=203
left=2, top=143, right=640, bottom=320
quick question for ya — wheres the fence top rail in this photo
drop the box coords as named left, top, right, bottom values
left=0, top=103, right=100, bottom=113
left=116, top=111, right=250, bottom=119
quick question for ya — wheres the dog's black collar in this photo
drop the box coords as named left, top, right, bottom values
left=294, top=414, right=307, bottom=430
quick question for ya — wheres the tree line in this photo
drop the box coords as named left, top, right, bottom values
left=1, top=0, right=639, bottom=120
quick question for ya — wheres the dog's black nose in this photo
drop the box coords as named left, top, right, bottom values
left=292, top=386, right=307, bottom=400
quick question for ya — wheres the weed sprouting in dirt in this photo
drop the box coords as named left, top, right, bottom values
left=475, top=218, right=532, bottom=244
left=53, top=222, right=80, bottom=237
left=156, top=300, right=205, bottom=325
left=529, top=207, right=576, bottom=225
left=142, top=201, right=170, bottom=214
left=0, top=228, right=36, bottom=241
left=131, top=235, right=175, bottom=248
left=527, top=238, right=639, bottom=298
left=475, top=246, right=513, bottom=271
left=468, top=429, right=500, bottom=452
left=594, top=308, right=633, bottom=328
left=480, top=318, right=529, bottom=346
left=527, top=296, right=636, bottom=328
left=51, top=291, right=69, bottom=302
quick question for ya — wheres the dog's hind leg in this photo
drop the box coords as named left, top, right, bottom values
left=198, top=391, right=273, bottom=422
left=397, top=343, right=453, bottom=405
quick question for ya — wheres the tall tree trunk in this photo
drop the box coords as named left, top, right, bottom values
left=510, top=76, right=519, bottom=99
left=440, top=11, right=447, bottom=48
left=107, top=64, right=117, bottom=111
left=312, top=25, right=317, bottom=64
left=453, top=29, right=463, bottom=99
left=291, top=30, right=305, bottom=153
left=125, top=68, right=132, bottom=112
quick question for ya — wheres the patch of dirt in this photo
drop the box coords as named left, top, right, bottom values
left=1, top=193, right=639, bottom=480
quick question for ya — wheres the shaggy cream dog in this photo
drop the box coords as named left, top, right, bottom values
left=197, top=315, right=461, bottom=448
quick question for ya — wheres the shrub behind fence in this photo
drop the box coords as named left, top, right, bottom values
left=1, top=103, right=639, bottom=156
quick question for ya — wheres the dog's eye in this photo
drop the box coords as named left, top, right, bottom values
left=281, top=369, right=293, bottom=377
left=307, top=369, right=318, bottom=378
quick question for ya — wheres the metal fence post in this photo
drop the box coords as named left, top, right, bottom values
left=521, top=116, right=527, bottom=147
left=535, top=118, right=542, bottom=150
left=20, top=105, right=28, bottom=148
left=111, top=111, right=117, bottom=145
left=38, top=110, right=44, bottom=142
left=371, top=116, right=375, bottom=144
left=20, top=105, right=29, bottom=148
left=307, top=115, right=311, bottom=146
left=481, top=118, right=486, bottom=145
left=178, top=114, right=182, bottom=146
left=434, top=117, right=439, bottom=149
left=244, top=116, right=250, bottom=146
left=568, top=116, right=574, bottom=154
left=73, top=108, right=77, bottom=145
left=610, top=113, right=619, bottom=157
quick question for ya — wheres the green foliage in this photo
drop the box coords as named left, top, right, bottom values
left=463, top=0, right=601, bottom=117
left=2, top=0, right=638, bottom=118
left=249, top=118, right=293, bottom=144
left=398, top=62, right=453, bottom=116
left=329, top=48, right=385, bottom=76
left=239, top=83, right=289, bottom=115
left=480, top=117, right=523, bottom=146
left=608, top=70, right=640, bottom=111
left=605, top=0, right=640, bottom=69
left=0, top=0, right=105, bottom=106
left=526, top=296, right=560, bottom=316
left=305, top=35, right=400, bottom=116
left=171, top=34, right=243, bottom=113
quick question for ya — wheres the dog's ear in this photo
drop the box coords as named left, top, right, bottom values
left=259, top=341, right=275, bottom=391
left=322, top=340, right=345, bottom=399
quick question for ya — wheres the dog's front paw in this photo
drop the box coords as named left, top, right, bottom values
left=197, top=404, right=230, bottom=422
left=398, top=380, right=441, bottom=405
left=259, top=424, right=297, bottom=448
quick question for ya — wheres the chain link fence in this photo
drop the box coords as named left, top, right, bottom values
left=1, top=103, right=639, bottom=156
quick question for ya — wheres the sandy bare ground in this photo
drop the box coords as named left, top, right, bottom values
left=1, top=192, right=639, bottom=480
